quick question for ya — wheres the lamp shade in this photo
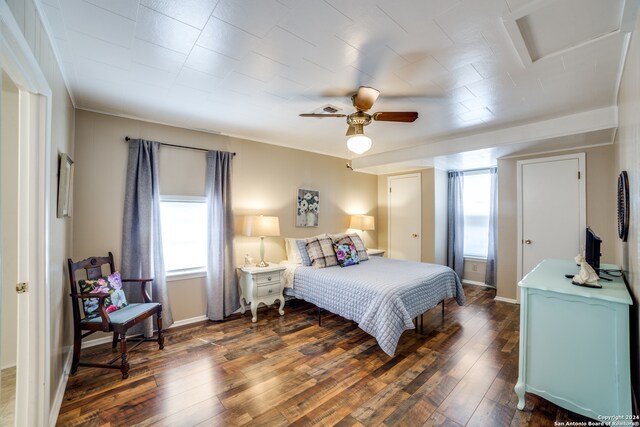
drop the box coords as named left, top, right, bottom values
left=243, top=215, right=280, bottom=237
left=347, top=135, right=372, bottom=154
left=349, top=215, right=375, bottom=231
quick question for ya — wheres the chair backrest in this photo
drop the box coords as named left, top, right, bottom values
left=67, top=252, right=116, bottom=320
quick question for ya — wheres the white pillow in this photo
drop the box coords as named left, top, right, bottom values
left=284, top=238, right=302, bottom=264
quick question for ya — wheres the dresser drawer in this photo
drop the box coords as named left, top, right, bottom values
left=255, top=272, right=280, bottom=286
left=257, top=284, right=280, bottom=297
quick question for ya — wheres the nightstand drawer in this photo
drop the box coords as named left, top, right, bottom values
left=256, top=272, right=280, bottom=286
left=257, top=284, right=280, bottom=297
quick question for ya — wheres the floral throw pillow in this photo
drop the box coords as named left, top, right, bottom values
left=79, top=271, right=128, bottom=318
left=333, top=243, right=360, bottom=267
left=332, top=233, right=369, bottom=261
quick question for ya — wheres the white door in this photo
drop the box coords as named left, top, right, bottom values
left=0, top=70, right=20, bottom=426
left=518, top=154, right=585, bottom=279
left=0, top=3, right=52, bottom=424
left=388, top=173, right=421, bottom=261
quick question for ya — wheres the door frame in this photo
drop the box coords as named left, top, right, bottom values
left=387, top=173, right=421, bottom=261
left=516, top=153, right=586, bottom=284
left=0, top=2, right=53, bottom=426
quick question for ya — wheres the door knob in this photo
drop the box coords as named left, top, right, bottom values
left=411, top=233, right=419, bottom=238
left=524, top=239, right=532, bottom=244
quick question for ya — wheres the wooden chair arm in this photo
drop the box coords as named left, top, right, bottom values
left=71, top=293, right=111, bottom=331
left=122, top=278, right=154, bottom=303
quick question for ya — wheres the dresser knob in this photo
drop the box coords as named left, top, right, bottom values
left=267, top=276, right=272, bottom=281
left=268, top=289, right=273, bottom=294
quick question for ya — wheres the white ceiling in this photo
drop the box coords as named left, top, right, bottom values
left=36, top=0, right=637, bottom=172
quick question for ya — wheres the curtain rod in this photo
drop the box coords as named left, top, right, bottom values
left=124, top=136, right=236, bottom=156
left=449, top=166, right=496, bottom=173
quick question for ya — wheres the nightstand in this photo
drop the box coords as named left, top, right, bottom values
left=237, top=264, right=286, bottom=322
left=367, top=248, right=385, bottom=257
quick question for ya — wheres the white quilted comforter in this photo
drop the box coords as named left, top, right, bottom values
left=284, top=257, right=465, bottom=356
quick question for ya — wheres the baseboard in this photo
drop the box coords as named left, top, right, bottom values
left=81, top=314, right=209, bottom=349
left=49, top=347, right=73, bottom=426
left=170, top=315, right=208, bottom=328
left=462, top=280, right=493, bottom=288
left=494, top=296, right=519, bottom=304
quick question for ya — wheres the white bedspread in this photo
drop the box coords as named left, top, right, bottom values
left=284, top=257, right=465, bottom=356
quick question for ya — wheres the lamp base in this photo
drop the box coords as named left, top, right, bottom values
left=256, top=260, right=270, bottom=267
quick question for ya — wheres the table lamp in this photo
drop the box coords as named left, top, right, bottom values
left=243, top=215, right=280, bottom=267
left=349, top=215, right=375, bottom=232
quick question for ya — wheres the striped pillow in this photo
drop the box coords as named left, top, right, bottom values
left=296, top=239, right=312, bottom=266
left=305, top=234, right=338, bottom=268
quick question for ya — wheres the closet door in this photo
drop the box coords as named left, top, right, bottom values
left=388, top=173, right=421, bottom=261
left=517, top=154, right=586, bottom=280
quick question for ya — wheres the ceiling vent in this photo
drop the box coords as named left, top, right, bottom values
left=312, top=104, right=342, bottom=114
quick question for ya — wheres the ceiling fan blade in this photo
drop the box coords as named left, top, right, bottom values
left=346, top=125, right=356, bottom=136
left=299, top=113, right=347, bottom=118
left=373, top=111, right=419, bottom=122
left=352, top=86, right=380, bottom=111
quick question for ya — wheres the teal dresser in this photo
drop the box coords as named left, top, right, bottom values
left=515, top=259, right=632, bottom=420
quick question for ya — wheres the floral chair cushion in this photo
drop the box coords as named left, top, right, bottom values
left=333, top=243, right=360, bottom=267
left=79, top=271, right=128, bottom=318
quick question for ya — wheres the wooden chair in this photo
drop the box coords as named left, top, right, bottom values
left=67, top=252, right=164, bottom=379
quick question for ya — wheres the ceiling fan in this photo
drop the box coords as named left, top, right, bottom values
left=299, top=86, right=418, bottom=155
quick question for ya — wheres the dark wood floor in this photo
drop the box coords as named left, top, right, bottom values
left=57, top=285, right=587, bottom=426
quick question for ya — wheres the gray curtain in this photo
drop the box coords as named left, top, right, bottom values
left=485, top=167, right=498, bottom=287
left=121, top=139, right=173, bottom=335
left=447, top=171, right=464, bottom=279
left=205, top=150, right=238, bottom=320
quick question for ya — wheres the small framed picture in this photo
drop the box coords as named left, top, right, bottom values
left=57, top=153, right=74, bottom=218
left=296, top=188, right=319, bottom=227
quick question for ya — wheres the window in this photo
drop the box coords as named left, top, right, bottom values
left=160, top=196, right=207, bottom=275
left=463, top=171, right=491, bottom=258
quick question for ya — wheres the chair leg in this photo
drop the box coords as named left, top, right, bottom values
left=112, top=332, right=118, bottom=349
left=71, top=330, right=81, bottom=374
left=119, top=333, right=130, bottom=379
left=157, top=308, right=164, bottom=350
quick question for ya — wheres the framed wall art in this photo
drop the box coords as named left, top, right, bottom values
left=57, top=153, right=74, bottom=218
left=296, top=188, right=319, bottom=227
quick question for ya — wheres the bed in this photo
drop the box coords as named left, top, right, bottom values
left=282, top=256, right=465, bottom=356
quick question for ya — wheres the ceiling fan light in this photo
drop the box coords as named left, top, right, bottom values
left=347, top=135, right=372, bottom=154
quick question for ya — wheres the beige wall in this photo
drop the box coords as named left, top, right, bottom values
left=462, top=258, right=487, bottom=284
left=377, top=168, right=447, bottom=264
left=496, top=145, right=617, bottom=300
left=1, top=72, right=19, bottom=369
left=7, top=0, right=76, bottom=413
left=73, top=110, right=378, bottom=326
left=613, top=9, right=640, bottom=405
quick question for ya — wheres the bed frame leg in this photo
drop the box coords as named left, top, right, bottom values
left=414, top=313, right=425, bottom=335
left=441, top=300, right=445, bottom=320
left=318, top=306, right=322, bottom=326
